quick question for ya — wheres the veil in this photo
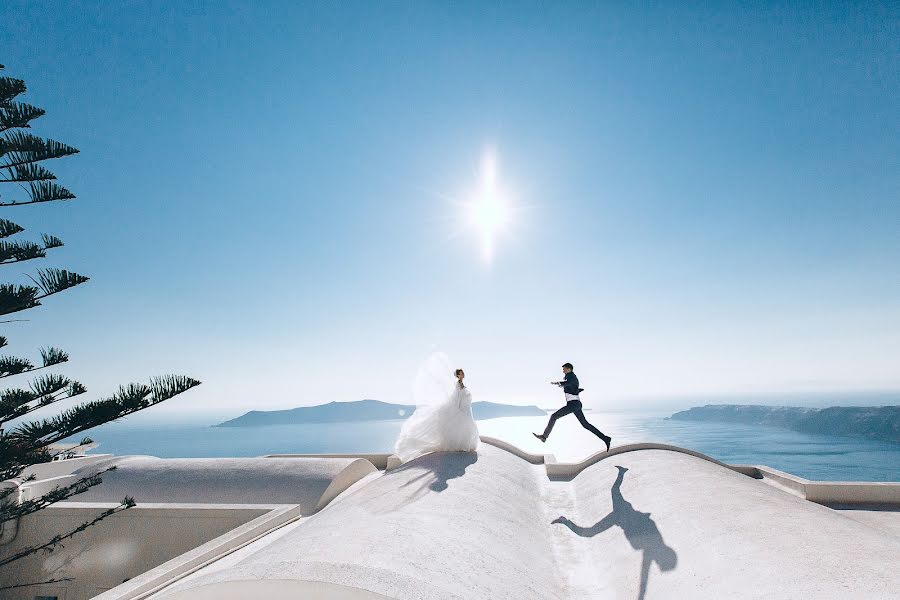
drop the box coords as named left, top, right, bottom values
left=394, top=351, right=479, bottom=462
left=411, top=351, right=456, bottom=407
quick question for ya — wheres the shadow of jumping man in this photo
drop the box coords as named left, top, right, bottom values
left=552, top=466, right=677, bottom=600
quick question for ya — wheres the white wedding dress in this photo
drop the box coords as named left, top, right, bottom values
left=394, top=353, right=480, bottom=462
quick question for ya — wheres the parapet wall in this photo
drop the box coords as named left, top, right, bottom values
left=478, top=436, right=900, bottom=505
left=68, top=456, right=377, bottom=511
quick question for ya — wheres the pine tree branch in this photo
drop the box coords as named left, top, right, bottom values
left=0, top=347, right=68, bottom=379
left=0, top=181, right=76, bottom=206
left=0, top=164, right=56, bottom=183
left=0, top=218, right=24, bottom=239
left=0, top=102, right=45, bottom=132
left=0, top=269, right=90, bottom=316
left=0, top=75, right=27, bottom=105
left=0, top=498, right=134, bottom=567
left=0, top=283, right=39, bottom=315
left=0, top=468, right=112, bottom=523
left=0, top=577, right=73, bottom=592
left=0, top=438, right=50, bottom=483
left=29, top=373, right=74, bottom=397
left=31, top=268, right=90, bottom=298
left=0, top=239, right=45, bottom=263
left=16, top=387, right=88, bottom=420
left=0, top=357, right=66, bottom=379
left=0, top=438, right=90, bottom=485
left=0, top=379, right=86, bottom=424
left=0, top=131, right=79, bottom=169
left=0, top=235, right=63, bottom=265
left=0, top=387, right=33, bottom=418
left=0, top=355, right=32, bottom=376
left=0, top=65, right=201, bottom=576
left=7, top=375, right=199, bottom=452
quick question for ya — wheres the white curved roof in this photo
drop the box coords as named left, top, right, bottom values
left=72, top=456, right=376, bottom=513
left=153, top=444, right=900, bottom=600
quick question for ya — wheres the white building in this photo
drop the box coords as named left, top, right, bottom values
left=2, top=439, right=899, bottom=599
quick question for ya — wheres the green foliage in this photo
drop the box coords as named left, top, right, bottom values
left=0, top=374, right=86, bottom=425
left=0, top=270, right=91, bottom=315
left=0, top=387, right=35, bottom=418
left=7, top=376, right=199, bottom=451
left=0, top=282, right=39, bottom=314
left=0, top=234, right=64, bottom=264
left=0, top=163, right=57, bottom=183
left=33, top=267, right=90, bottom=296
left=0, top=355, right=32, bottom=377
left=0, top=239, right=46, bottom=262
left=0, top=348, right=69, bottom=379
left=29, top=373, right=72, bottom=397
left=41, top=233, right=63, bottom=249
left=0, top=218, right=24, bottom=238
left=0, top=101, right=45, bottom=132
left=40, top=346, right=68, bottom=367
left=0, top=74, right=26, bottom=104
left=0, top=180, right=77, bottom=206
left=0, top=64, right=200, bottom=577
left=0, top=131, right=79, bottom=169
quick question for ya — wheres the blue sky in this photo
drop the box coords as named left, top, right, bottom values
left=2, top=1, right=897, bottom=420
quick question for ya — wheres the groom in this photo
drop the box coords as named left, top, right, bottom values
left=533, top=363, right=612, bottom=451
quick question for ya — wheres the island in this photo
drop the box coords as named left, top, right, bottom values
left=216, top=399, right=546, bottom=427
left=670, top=404, right=900, bottom=443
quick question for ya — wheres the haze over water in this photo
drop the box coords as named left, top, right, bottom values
left=68, top=412, right=900, bottom=482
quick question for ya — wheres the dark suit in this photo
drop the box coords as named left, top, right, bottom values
left=541, top=371, right=608, bottom=442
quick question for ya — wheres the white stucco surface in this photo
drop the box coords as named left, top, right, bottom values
left=69, top=456, right=376, bottom=512
left=833, top=507, right=900, bottom=540
left=156, top=446, right=565, bottom=599
left=556, top=450, right=899, bottom=599
left=151, top=444, right=900, bottom=600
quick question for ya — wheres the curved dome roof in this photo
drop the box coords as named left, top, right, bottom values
left=153, top=444, right=900, bottom=600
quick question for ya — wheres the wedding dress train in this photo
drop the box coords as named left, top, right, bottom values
left=393, top=353, right=480, bottom=462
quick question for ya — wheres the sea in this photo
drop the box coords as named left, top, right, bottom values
left=61, top=411, right=900, bottom=482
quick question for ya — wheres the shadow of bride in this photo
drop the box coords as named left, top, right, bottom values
left=367, top=451, right=479, bottom=514
left=552, top=466, right=677, bottom=600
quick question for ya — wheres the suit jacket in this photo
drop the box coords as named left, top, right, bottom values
left=562, top=372, right=582, bottom=396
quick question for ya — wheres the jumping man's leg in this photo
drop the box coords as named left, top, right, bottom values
left=573, top=407, right=612, bottom=451
left=539, top=403, right=576, bottom=439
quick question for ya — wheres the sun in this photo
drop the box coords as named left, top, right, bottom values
left=466, top=150, right=512, bottom=262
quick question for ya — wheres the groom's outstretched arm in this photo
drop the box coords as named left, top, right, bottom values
left=552, top=513, right=616, bottom=537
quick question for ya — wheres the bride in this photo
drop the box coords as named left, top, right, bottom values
left=394, top=353, right=480, bottom=462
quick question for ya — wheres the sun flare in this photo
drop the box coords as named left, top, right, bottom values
left=466, top=150, right=512, bottom=263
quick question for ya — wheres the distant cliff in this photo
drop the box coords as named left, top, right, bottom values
left=670, top=404, right=900, bottom=443
left=216, top=399, right=546, bottom=427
